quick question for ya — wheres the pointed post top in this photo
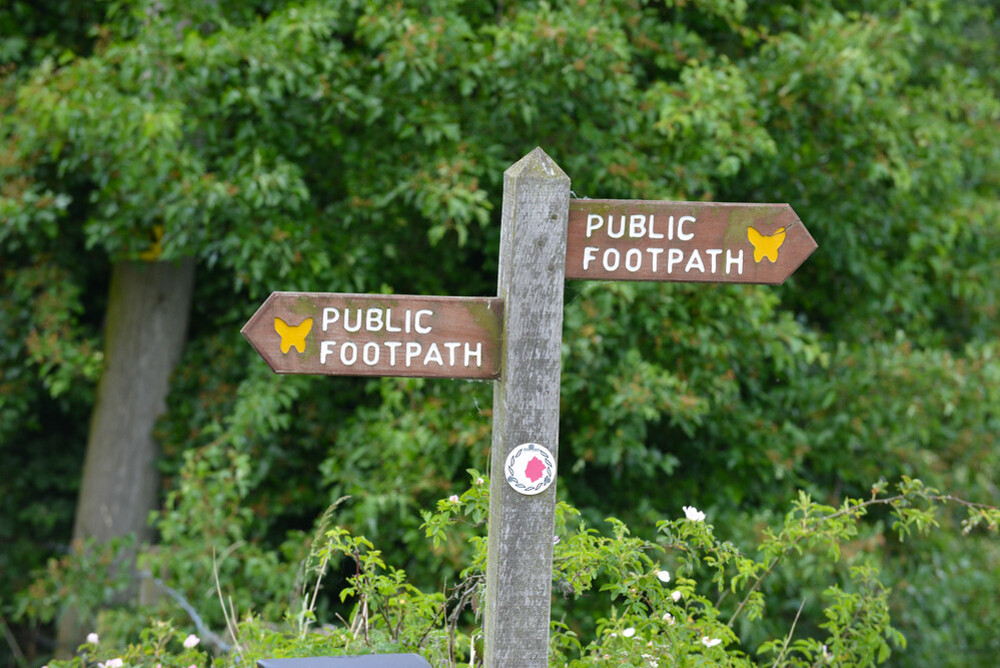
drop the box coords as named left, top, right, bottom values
left=486, top=148, right=570, bottom=667
left=504, top=147, right=569, bottom=182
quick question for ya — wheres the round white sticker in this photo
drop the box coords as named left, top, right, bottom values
left=504, top=443, right=556, bottom=495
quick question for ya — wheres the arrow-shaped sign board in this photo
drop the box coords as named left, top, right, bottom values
left=242, top=292, right=503, bottom=379
left=240, top=150, right=819, bottom=668
left=566, top=199, right=817, bottom=284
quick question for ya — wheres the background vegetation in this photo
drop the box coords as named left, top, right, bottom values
left=2, top=0, right=998, bottom=666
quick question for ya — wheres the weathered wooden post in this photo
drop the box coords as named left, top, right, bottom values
left=483, top=147, right=570, bottom=667
left=243, top=146, right=817, bottom=668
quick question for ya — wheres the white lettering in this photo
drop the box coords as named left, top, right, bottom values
left=322, top=308, right=339, bottom=332
left=316, top=339, right=486, bottom=369
left=343, top=308, right=362, bottom=333
left=385, top=308, right=401, bottom=333
left=648, top=214, right=663, bottom=239
left=423, top=342, right=444, bottom=366
left=684, top=248, right=705, bottom=273
left=465, top=342, right=482, bottom=367
left=667, top=248, right=684, bottom=273
left=726, top=248, right=744, bottom=275
left=625, top=248, right=643, bottom=272
left=629, top=215, right=646, bottom=239
left=405, top=341, right=421, bottom=367
left=607, top=215, right=626, bottom=239
left=340, top=341, right=358, bottom=365
left=648, top=247, right=663, bottom=272
left=414, top=309, right=432, bottom=334
left=586, top=214, right=603, bottom=238
left=602, top=248, right=620, bottom=271
left=706, top=248, right=722, bottom=274
left=677, top=215, right=695, bottom=241
left=583, top=246, right=599, bottom=271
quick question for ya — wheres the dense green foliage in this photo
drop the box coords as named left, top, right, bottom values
left=2, top=0, right=998, bottom=666
left=30, top=475, right=1000, bottom=666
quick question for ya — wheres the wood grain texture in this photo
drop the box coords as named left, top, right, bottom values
left=566, top=199, right=817, bottom=284
left=484, top=148, right=570, bottom=667
left=242, top=292, right=502, bottom=379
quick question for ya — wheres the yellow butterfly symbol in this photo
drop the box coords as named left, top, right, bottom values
left=747, top=226, right=786, bottom=263
left=274, top=317, right=313, bottom=354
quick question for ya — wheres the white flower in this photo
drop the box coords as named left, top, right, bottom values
left=183, top=634, right=200, bottom=649
left=448, top=495, right=460, bottom=503
left=87, top=633, right=99, bottom=645
left=683, top=505, right=706, bottom=522
left=656, top=570, right=670, bottom=583
left=671, top=590, right=682, bottom=602
left=475, top=477, right=484, bottom=485
left=701, top=637, right=721, bottom=648
left=100, top=659, right=124, bottom=668
left=662, top=612, right=675, bottom=625
left=622, top=627, right=636, bottom=638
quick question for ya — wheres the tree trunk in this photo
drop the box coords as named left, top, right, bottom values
left=57, top=259, right=195, bottom=654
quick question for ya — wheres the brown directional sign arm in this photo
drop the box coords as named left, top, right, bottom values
left=242, top=292, right=503, bottom=380
left=239, top=152, right=818, bottom=668
left=565, top=199, right=817, bottom=284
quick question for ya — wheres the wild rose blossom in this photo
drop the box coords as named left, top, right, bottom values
left=702, top=637, right=721, bottom=648
left=656, top=570, right=670, bottom=583
left=183, top=634, right=200, bottom=649
left=87, top=633, right=99, bottom=645
left=683, top=505, right=706, bottom=522
left=622, top=627, right=636, bottom=638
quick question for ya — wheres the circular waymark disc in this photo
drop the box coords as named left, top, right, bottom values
left=505, top=443, right=556, bottom=495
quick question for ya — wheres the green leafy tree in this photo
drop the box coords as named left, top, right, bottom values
left=2, top=0, right=997, bottom=666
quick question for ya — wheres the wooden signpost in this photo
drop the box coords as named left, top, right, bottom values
left=243, top=148, right=816, bottom=667
left=566, top=199, right=816, bottom=284
left=242, top=292, right=503, bottom=379
left=483, top=149, right=569, bottom=666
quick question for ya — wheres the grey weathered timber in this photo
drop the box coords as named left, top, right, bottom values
left=484, top=148, right=570, bottom=667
